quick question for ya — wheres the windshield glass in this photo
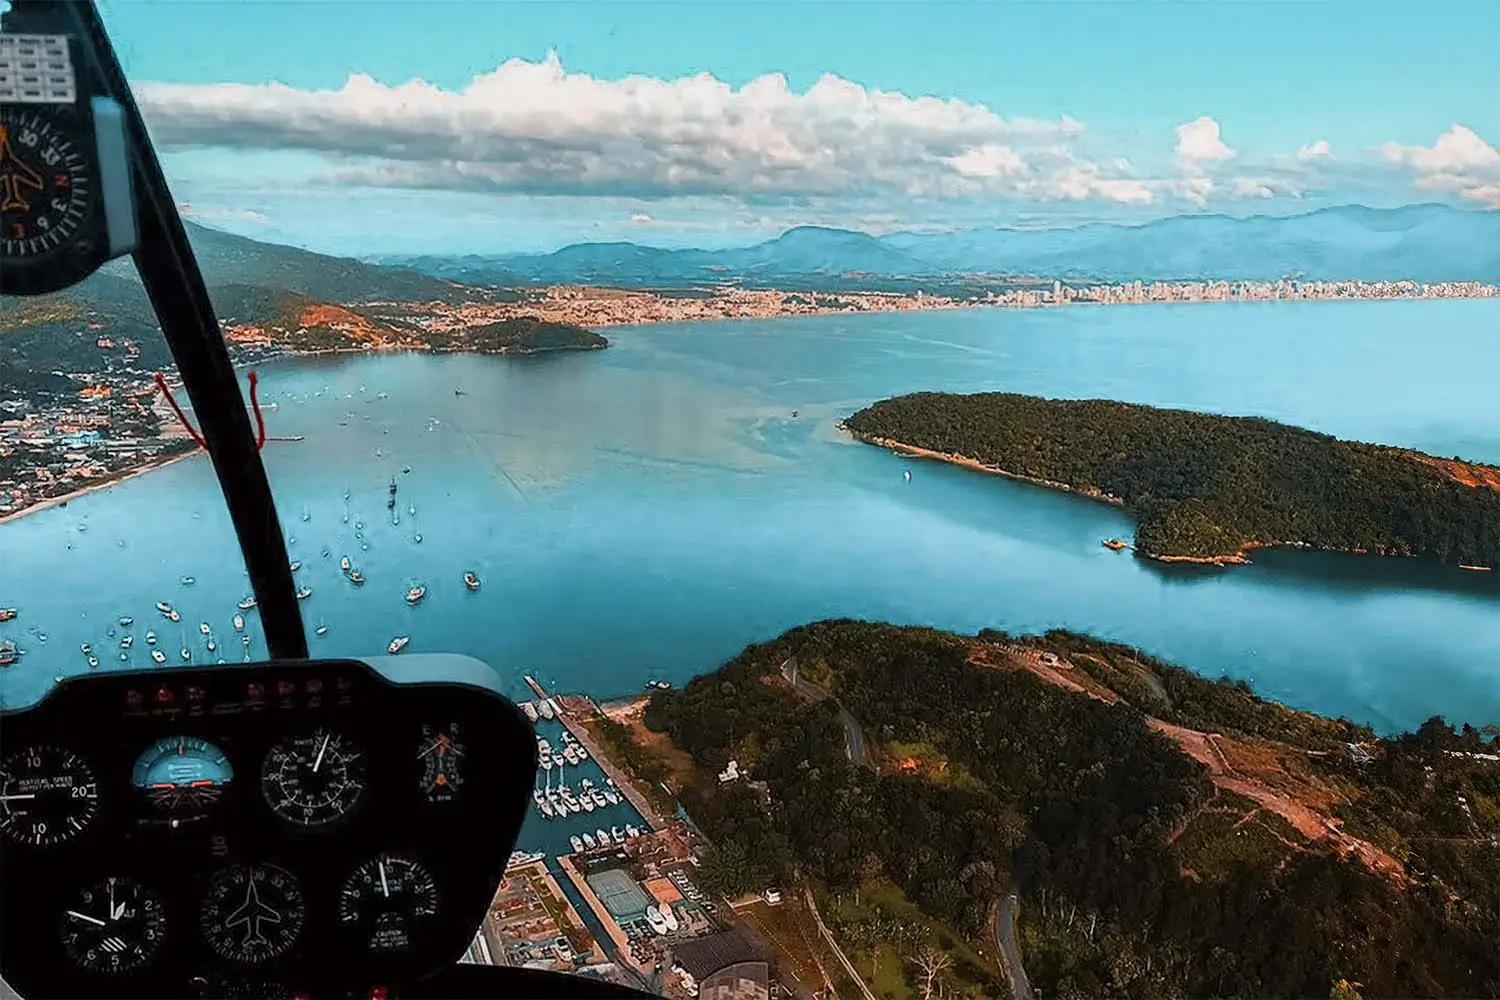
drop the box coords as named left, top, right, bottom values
left=3, top=3, right=1498, bottom=998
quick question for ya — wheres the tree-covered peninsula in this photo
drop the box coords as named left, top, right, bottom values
left=845, top=392, right=1500, bottom=567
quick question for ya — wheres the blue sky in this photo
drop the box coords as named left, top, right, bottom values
left=98, top=0, right=1500, bottom=254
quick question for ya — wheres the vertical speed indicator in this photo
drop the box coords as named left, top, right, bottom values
left=416, top=722, right=465, bottom=803
left=0, top=745, right=99, bottom=846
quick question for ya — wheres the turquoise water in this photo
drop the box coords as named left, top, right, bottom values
left=2, top=299, right=1498, bottom=738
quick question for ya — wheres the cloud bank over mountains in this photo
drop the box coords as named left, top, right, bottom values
left=136, top=53, right=1498, bottom=215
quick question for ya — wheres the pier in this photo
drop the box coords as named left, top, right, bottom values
left=523, top=675, right=670, bottom=831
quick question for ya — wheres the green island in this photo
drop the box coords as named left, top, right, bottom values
left=844, top=392, right=1500, bottom=567
left=602, top=620, right=1498, bottom=1000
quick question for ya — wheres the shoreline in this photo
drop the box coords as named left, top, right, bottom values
left=845, top=430, right=1486, bottom=570
left=0, top=445, right=201, bottom=528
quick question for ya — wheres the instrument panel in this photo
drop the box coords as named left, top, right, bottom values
left=0, top=656, right=536, bottom=999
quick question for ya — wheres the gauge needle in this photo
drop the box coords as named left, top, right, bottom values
left=313, top=733, right=330, bottom=773
left=0, top=793, right=37, bottom=801
left=66, top=910, right=106, bottom=927
left=379, top=860, right=390, bottom=898
left=109, top=880, right=118, bottom=920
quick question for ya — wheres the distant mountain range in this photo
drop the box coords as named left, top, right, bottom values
left=386, top=204, right=1500, bottom=288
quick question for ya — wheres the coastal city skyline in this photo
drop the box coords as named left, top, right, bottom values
left=96, top=0, right=1500, bottom=254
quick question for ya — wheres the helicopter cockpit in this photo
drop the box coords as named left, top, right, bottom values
left=0, top=3, right=653, bottom=996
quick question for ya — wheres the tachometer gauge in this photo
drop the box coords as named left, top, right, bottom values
left=132, top=736, right=233, bottom=818
left=0, top=745, right=98, bottom=846
left=260, top=729, right=365, bottom=826
left=337, top=854, right=438, bottom=954
left=59, top=876, right=165, bottom=974
left=417, top=722, right=466, bottom=803
left=200, top=864, right=304, bottom=965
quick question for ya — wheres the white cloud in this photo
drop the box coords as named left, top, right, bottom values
left=1174, top=116, right=1236, bottom=168
left=1232, top=176, right=1303, bottom=200
left=1379, top=125, right=1500, bottom=207
left=1297, top=139, right=1332, bottom=163
left=1170, top=176, right=1216, bottom=206
left=137, top=53, right=1094, bottom=202
left=945, top=143, right=1026, bottom=179
left=177, top=202, right=269, bottom=224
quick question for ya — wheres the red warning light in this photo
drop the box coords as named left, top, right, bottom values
left=153, top=686, right=175, bottom=706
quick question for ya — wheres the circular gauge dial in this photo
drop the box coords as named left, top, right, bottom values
left=417, top=723, right=466, bottom=803
left=260, top=729, right=365, bottom=826
left=0, top=110, right=91, bottom=260
left=200, top=864, right=305, bottom=965
left=338, top=854, right=439, bottom=954
left=0, top=745, right=99, bottom=846
left=132, top=735, right=233, bottom=816
left=59, top=877, right=165, bottom=974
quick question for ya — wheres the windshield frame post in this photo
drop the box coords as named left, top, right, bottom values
left=60, top=0, right=309, bottom=659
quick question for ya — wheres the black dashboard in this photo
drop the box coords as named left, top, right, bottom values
left=0, top=656, right=537, bottom=999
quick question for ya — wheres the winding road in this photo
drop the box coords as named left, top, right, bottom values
left=993, top=894, right=1035, bottom=1000
left=780, top=657, right=874, bottom=770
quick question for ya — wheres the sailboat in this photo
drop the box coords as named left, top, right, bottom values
left=315, top=620, right=328, bottom=636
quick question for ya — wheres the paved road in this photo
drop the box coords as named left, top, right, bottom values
left=780, top=657, right=874, bottom=770
left=993, top=894, right=1035, bottom=1000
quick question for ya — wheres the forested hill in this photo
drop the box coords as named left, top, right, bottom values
left=641, top=619, right=1499, bottom=999
left=845, top=392, right=1500, bottom=567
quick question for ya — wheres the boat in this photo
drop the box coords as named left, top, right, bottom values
left=562, top=745, right=579, bottom=765
left=0, top=640, right=20, bottom=666
left=538, top=755, right=553, bottom=771
left=180, top=576, right=195, bottom=586
left=150, top=649, right=166, bottom=664
left=581, top=832, right=597, bottom=850
left=464, top=571, right=480, bottom=592
left=348, top=570, right=365, bottom=586
left=301, top=508, right=310, bottom=522
left=904, top=469, right=911, bottom=482
left=120, top=635, right=134, bottom=649
left=574, top=744, right=589, bottom=760
left=522, top=702, right=539, bottom=722
left=625, top=824, right=641, bottom=838
left=1102, top=538, right=1129, bottom=551
left=414, top=534, right=423, bottom=544
left=117, top=615, right=132, bottom=627
left=602, top=788, right=620, bottom=806
left=119, top=652, right=128, bottom=662
left=233, top=614, right=245, bottom=631
left=241, top=635, right=252, bottom=647
left=0, top=609, right=16, bottom=622
left=536, top=700, right=555, bottom=721
left=537, top=738, right=553, bottom=754
left=85, top=654, right=98, bottom=668
left=552, top=754, right=565, bottom=768
left=645, top=907, right=668, bottom=935
left=579, top=793, right=595, bottom=813
left=238, top=596, right=257, bottom=610
left=206, top=639, right=217, bottom=653
left=315, top=621, right=328, bottom=636
left=155, top=601, right=173, bottom=616
left=595, top=828, right=609, bottom=846
left=167, top=609, right=181, bottom=622
left=388, top=636, right=410, bottom=655
left=508, top=850, right=545, bottom=869
left=610, top=826, right=624, bottom=844
left=180, top=648, right=191, bottom=662
left=81, top=642, right=93, bottom=655
left=199, top=622, right=211, bottom=635
left=295, top=586, right=313, bottom=600
left=145, top=630, right=157, bottom=646
left=659, top=904, right=678, bottom=932
left=538, top=798, right=554, bottom=819
left=405, top=585, right=427, bottom=606
left=590, top=789, right=608, bottom=808
left=570, top=835, right=584, bottom=853
left=340, top=556, right=352, bottom=573
left=289, top=560, right=302, bottom=572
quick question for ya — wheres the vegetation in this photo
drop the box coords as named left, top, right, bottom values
left=427, top=316, right=607, bottom=354
left=642, top=619, right=1499, bottom=999
left=845, top=392, right=1500, bottom=565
